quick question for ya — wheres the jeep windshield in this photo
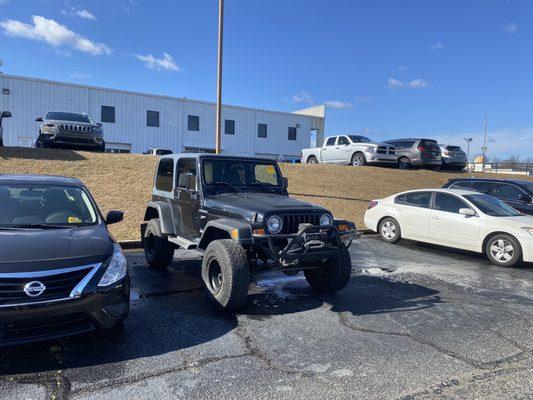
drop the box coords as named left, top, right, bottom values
left=0, top=184, right=99, bottom=228
left=45, top=112, right=92, bottom=123
left=202, top=158, right=283, bottom=193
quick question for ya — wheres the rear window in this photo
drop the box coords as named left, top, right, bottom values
left=155, top=158, right=174, bottom=192
left=420, top=139, right=439, bottom=147
left=45, top=112, right=91, bottom=123
left=445, top=146, right=461, bottom=151
left=395, top=191, right=432, bottom=208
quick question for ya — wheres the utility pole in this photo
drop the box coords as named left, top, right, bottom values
left=215, top=0, right=224, bottom=154
left=481, top=115, right=488, bottom=172
left=463, top=137, right=473, bottom=171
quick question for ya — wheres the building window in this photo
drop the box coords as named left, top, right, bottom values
left=101, top=106, right=115, bottom=123
left=155, top=158, right=174, bottom=192
left=147, top=110, right=159, bottom=127
left=225, top=119, right=235, bottom=135
left=258, top=123, right=267, bottom=138
left=288, top=127, right=297, bottom=141
left=188, top=115, right=199, bottom=131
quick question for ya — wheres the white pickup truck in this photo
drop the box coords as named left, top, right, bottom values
left=301, top=135, right=397, bottom=166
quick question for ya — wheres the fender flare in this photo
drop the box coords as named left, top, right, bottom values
left=142, top=201, right=176, bottom=235
left=198, top=219, right=253, bottom=250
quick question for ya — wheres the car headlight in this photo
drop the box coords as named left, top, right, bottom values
left=365, top=146, right=375, bottom=153
left=98, top=244, right=128, bottom=287
left=266, top=215, right=283, bottom=234
left=320, top=214, right=333, bottom=226
left=521, top=227, right=533, bottom=237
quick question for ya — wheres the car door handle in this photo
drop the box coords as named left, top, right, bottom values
left=431, top=216, right=441, bottom=220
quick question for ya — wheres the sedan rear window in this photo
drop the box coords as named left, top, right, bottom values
left=395, top=191, right=432, bottom=208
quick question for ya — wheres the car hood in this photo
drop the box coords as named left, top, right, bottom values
left=45, top=119, right=97, bottom=128
left=497, top=215, right=533, bottom=226
left=205, top=192, right=328, bottom=221
left=0, top=224, right=114, bottom=273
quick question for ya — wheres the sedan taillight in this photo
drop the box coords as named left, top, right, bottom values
left=367, top=200, right=379, bottom=210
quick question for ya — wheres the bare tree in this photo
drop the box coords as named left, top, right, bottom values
left=507, top=154, right=520, bottom=169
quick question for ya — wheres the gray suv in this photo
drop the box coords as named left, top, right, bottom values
left=35, top=111, right=105, bottom=152
left=384, top=138, right=441, bottom=169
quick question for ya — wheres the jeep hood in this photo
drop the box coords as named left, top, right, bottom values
left=205, top=192, right=328, bottom=221
left=0, top=225, right=113, bottom=273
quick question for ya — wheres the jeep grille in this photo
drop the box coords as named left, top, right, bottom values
left=281, top=213, right=320, bottom=234
left=59, top=124, right=91, bottom=133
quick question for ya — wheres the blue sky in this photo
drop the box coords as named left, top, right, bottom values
left=0, top=0, right=531, bottom=159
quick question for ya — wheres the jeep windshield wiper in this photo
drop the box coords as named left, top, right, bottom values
left=213, top=181, right=242, bottom=192
left=250, top=181, right=277, bottom=193
left=9, top=223, right=71, bottom=230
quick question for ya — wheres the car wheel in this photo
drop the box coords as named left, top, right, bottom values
left=351, top=153, right=366, bottom=167
left=485, top=234, right=522, bottom=267
left=398, top=157, right=411, bottom=169
left=379, top=217, right=401, bottom=243
left=143, top=218, right=175, bottom=269
left=307, top=156, right=318, bottom=164
left=304, top=248, right=352, bottom=293
left=202, top=240, right=250, bottom=310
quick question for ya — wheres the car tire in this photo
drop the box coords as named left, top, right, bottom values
left=307, top=156, right=318, bottom=164
left=485, top=234, right=522, bottom=268
left=398, top=157, right=411, bottom=169
left=202, top=240, right=250, bottom=310
left=379, top=217, right=401, bottom=243
left=304, top=248, right=352, bottom=293
left=143, top=218, right=175, bottom=269
left=351, top=152, right=366, bottom=167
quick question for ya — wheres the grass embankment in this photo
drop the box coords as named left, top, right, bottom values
left=1, top=147, right=530, bottom=241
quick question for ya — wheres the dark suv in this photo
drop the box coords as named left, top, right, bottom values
left=384, top=138, right=442, bottom=169
left=141, top=154, right=358, bottom=310
left=0, top=175, right=128, bottom=346
left=443, top=178, right=533, bottom=215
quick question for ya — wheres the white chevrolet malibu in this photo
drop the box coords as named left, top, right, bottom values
left=364, top=188, right=533, bottom=267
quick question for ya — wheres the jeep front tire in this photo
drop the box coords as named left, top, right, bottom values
left=144, top=218, right=175, bottom=269
left=304, top=248, right=352, bottom=293
left=202, top=240, right=250, bottom=310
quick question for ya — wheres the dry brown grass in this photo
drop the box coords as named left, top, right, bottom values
left=1, top=147, right=531, bottom=241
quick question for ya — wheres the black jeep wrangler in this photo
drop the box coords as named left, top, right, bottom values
left=141, top=154, right=358, bottom=310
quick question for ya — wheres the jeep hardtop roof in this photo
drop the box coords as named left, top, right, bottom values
left=159, top=153, right=280, bottom=163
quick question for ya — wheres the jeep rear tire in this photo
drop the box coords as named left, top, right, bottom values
left=304, top=248, right=352, bottom=293
left=144, top=218, right=175, bottom=269
left=202, top=240, right=250, bottom=310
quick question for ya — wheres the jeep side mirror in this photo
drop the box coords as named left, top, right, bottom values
left=1, top=111, right=11, bottom=118
left=35, top=117, right=43, bottom=122
left=283, top=177, right=289, bottom=188
left=459, top=208, right=476, bottom=217
left=106, top=210, right=124, bottom=225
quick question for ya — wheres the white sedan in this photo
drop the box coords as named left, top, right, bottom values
left=364, top=188, right=533, bottom=267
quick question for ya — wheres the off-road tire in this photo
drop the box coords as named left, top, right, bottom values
left=398, top=157, right=411, bottom=169
left=485, top=234, right=522, bottom=268
left=202, top=240, right=250, bottom=310
left=379, top=217, right=401, bottom=243
left=304, top=248, right=352, bottom=293
left=351, top=152, right=366, bottom=167
left=307, top=156, right=318, bottom=164
left=143, top=218, right=174, bottom=269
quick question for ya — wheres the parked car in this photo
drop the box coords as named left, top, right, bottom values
left=443, top=178, right=533, bottom=215
left=301, top=135, right=396, bottom=167
left=144, top=148, right=173, bottom=156
left=0, top=110, right=12, bottom=147
left=364, top=188, right=533, bottom=267
left=34, top=111, right=105, bottom=152
left=141, top=154, right=358, bottom=310
left=439, top=144, right=467, bottom=171
left=383, top=138, right=441, bottom=169
left=0, top=175, right=128, bottom=346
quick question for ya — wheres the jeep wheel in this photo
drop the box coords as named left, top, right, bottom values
left=351, top=153, right=366, bottom=167
left=144, top=218, right=174, bottom=269
left=202, top=240, right=250, bottom=310
left=304, top=248, right=352, bottom=293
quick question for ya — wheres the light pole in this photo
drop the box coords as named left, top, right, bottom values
left=463, top=137, right=473, bottom=171
left=481, top=115, right=488, bottom=172
left=215, top=0, right=224, bottom=154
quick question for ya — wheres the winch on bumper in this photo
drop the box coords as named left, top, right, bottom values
left=253, top=220, right=359, bottom=266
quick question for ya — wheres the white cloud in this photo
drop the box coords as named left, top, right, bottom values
left=324, top=100, right=352, bottom=109
left=134, top=52, right=179, bottom=71
left=70, top=71, right=92, bottom=79
left=75, top=9, right=96, bottom=20
left=291, top=91, right=313, bottom=104
left=387, top=78, right=429, bottom=89
left=502, top=22, right=518, bottom=34
left=0, top=15, right=111, bottom=55
left=430, top=42, right=444, bottom=50
left=355, top=96, right=370, bottom=102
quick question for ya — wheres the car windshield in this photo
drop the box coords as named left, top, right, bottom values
left=348, top=135, right=372, bottom=143
left=202, top=158, right=283, bottom=191
left=0, top=184, right=99, bottom=228
left=465, top=194, right=522, bottom=217
left=45, top=112, right=92, bottom=123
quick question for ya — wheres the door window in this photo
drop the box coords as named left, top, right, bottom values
left=469, top=181, right=494, bottom=194
left=155, top=158, right=174, bottom=192
left=395, top=192, right=432, bottom=208
left=494, top=184, right=525, bottom=201
left=449, top=180, right=472, bottom=190
left=337, top=136, right=349, bottom=145
left=434, top=193, right=469, bottom=214
left=176, top=159, right=197, bottom=191
left=325, top=137, right=336, bottom=146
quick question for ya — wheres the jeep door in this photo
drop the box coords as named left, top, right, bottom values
left=174, top=158, right=200, bottom=240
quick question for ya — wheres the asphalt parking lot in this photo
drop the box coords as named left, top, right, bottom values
left=1, top=235, right=532, bottom=400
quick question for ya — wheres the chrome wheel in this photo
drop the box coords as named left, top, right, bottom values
left=352, top=155, right=365, bottom=167
left=381, top=221, right=396, bottom=240
left=490, top=239, right=514, bottom=262
left=398, top=158, right=410, bottom=169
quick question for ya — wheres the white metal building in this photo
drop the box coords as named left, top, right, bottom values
left=0, top=74, right=325, bottom=159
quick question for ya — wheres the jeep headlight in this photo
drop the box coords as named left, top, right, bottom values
left=521, top=227, right=533, bottom=237
left=98, top=244, right=128, bottom=287
left=266, top=215, right=283, bottom=234
left=320, top=214, right=333, bottom=226
left=366, top=146, right=375, bottom=153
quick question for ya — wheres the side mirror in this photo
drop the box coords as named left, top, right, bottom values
left=106, top=210, right=124, bottom=225
left=459, top=208, right=476, bottom=217
left=97, top=122, right=102, bottom=127
left=283, top=177, right=289, bottom=188
left=35, top=117, right=43, bottom=122
left=519, top=193, right=532, bottom=203
left=1, top=111, right=12, bottom=118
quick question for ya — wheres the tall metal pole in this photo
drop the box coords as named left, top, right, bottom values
left=481, top=115, right=487, bottom=172
left=215, top=0, right=224, bottom=154
left=464, top=137, right=472, bottom=172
